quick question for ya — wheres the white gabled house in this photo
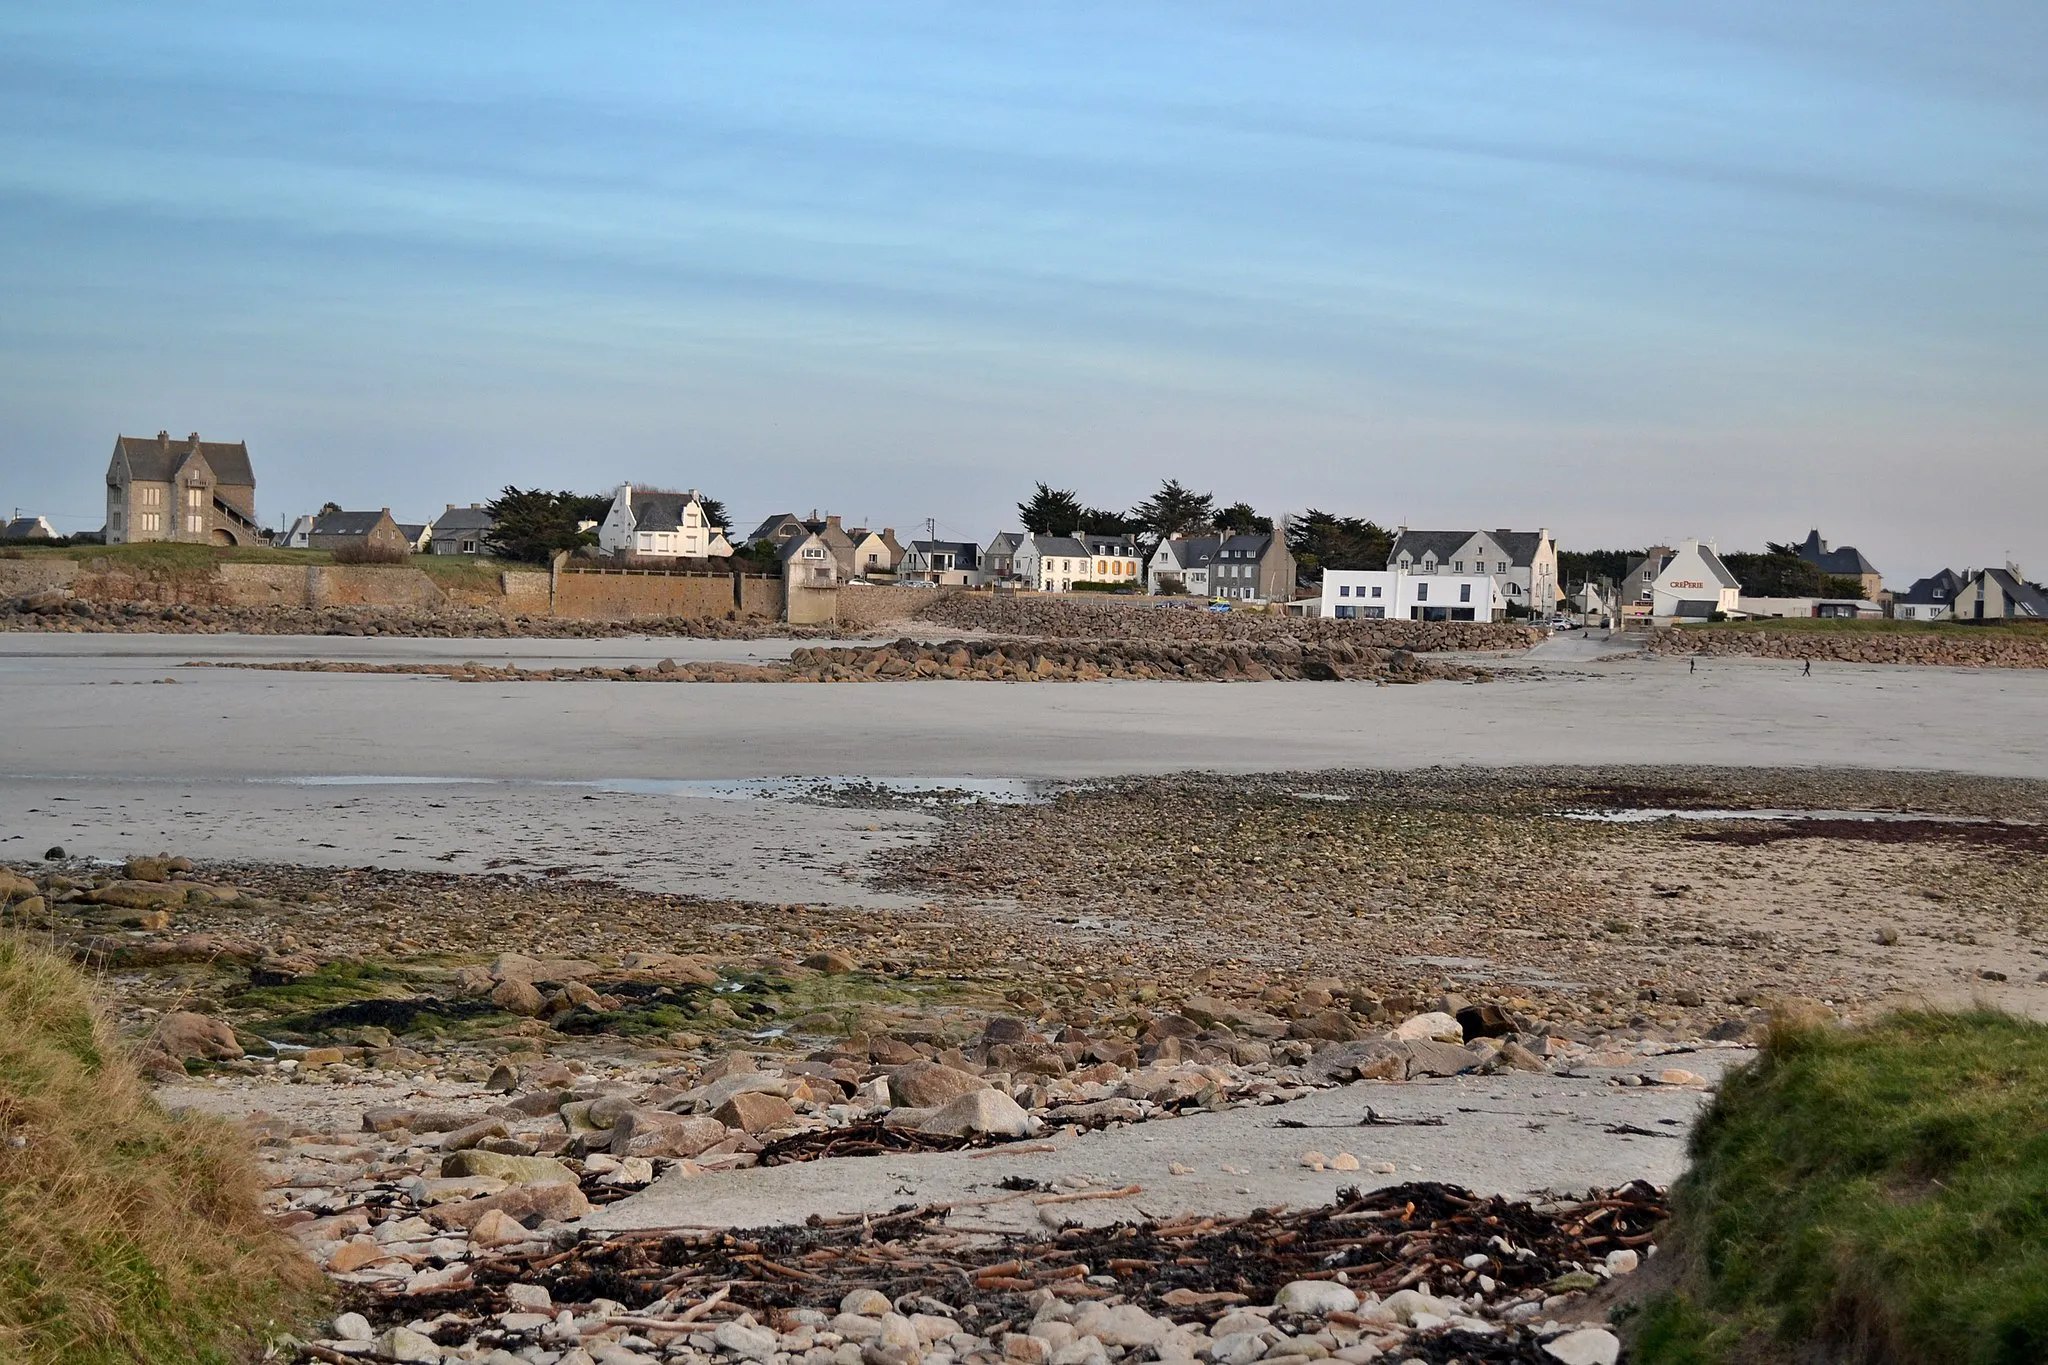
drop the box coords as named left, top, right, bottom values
left=1147, top=536, right=1220, bottom=596
left=1388, top=528, right=1560, bottom=613
left=1645, top=540, right=1741, bottom=620
left=598, top=485, right=732, bottom=559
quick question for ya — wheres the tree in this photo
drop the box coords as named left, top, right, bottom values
left=317, top=501, right=342, bottom=517
left=1557, top=549, right=1636, bottom=589
left=697, top=495, right=731, bottom=532
left=1723, top=547, right=1861, bottom=599
left=1077, top=505, right=1138, bottom=536
left=1132, top=479, right=1215, bottom=542
left=1214, top=502, right=1272, bottom=535
left=1285, top=510, right=1393, bottom=580
left=483, top=487, right=601, bottom=563
left=1018, top=484, right=1086, bottom=534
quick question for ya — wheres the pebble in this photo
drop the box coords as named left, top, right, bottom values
left=1542, top=1327, right=1622, bottom=1365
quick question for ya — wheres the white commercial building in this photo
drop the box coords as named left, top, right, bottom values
left=1319, top=569, right=1499, bottom=622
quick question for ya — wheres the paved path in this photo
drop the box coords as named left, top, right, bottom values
left=589, top=1054, right=1746, bottom=1234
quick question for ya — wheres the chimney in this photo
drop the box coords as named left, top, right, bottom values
left=470, top=502, right=481, bottom=509
left=826, top=514, right=842, bottom=531
left=380, top=507, right=390, bottom=515
left=445, top=503, right=455, bottom=513
left=188, top=432, right=200, bottom=443
left=158, top=430, right=169, bottom=446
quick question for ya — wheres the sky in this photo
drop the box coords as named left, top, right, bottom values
left=2, top=2, right=2043, bottom=581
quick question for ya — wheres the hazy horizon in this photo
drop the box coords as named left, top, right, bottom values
left=4, top=2, right=2044, bottom=584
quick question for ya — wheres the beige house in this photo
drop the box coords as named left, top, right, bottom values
left=307, top=508, right=410, bottom=556
left=105, top=431, right=259, bottom=545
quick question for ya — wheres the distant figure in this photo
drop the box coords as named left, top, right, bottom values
left=1803, top=659, right=1812, bottom=677
left=1689, top=658, right=1696, bottom=675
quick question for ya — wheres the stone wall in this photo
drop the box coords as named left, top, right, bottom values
left=1655, top=625, right=2048, bottom=669
left=835, top=584, right=957, bottom=630
left=0, top=558, right=80, bottom=598
left=551, top=568, right=779, bottom=621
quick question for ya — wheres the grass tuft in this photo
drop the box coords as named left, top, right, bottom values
left=0, top=935, right=321, bottom=1363
left=1634, top=1010, right=2048, bottom=1365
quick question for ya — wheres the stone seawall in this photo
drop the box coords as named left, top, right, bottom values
left=914, top=592, right=1539, bottom=652
left=1654, top=625, right=2048, bottom=669
left=550, top=568, right=782, bottom=621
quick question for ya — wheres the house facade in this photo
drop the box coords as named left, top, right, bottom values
left=1793, top=529, right=1882, bottom=598
left=105, top=431, right=259, bottom=546
left=599, top=486, right=732, bottom=559
left=1147, top=536, right=1220, bottom=596
left=1645, top=540, right=1741, bottom=620
left=744, top=513, right=808, bottom=551
left=1893, top=569, right=1964, bottom=621
left=1953, top=566, right=2048, bottom=621
left=982, top=532, right=1026, bottom=586
left=1014, top=535, right=1092, bottom=592
left=1079, top=533, right=1144, bottom=590
left=1389, top=527, right=1560, bottom=613
left=777, top=529, right=839, bottom=588
left=1320, top=569, right=1499, bottom=621
left=307, top=509, right=410, bottom=555
left=901, top=540, right=982, bottom=586
left=847, top=527, right=904, bottom=579
left=429, top=503, right=497, bottom=555
left=1208, top=532, right=1294, bottom=602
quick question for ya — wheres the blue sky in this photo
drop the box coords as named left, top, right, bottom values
left=2, top=1, right=2043, bottom=580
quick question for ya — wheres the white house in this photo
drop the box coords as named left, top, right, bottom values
left=777, top=529, right=838, bottom=588
left=1892, top=569, right=1964, bottom=621
left=1320, top=568, right=1500, bottom=622
left=281, top=514, right=315, bottom=549
left=598, top=485, right=732, bottom=559
left=1147, top=536, right=1220, bottom=596
left=1646, top=540, right=1741, bottom=620
left=1388, top=528, right=1561, bottom=614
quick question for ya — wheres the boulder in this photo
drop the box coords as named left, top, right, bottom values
left=1071, top=1304, right=1167, bottom=1347
left=801, top=950, right=858, bottom=975
left=151, top=1011, right=242, bottom=1061
left=427, top=1180, right=590, bottom=1229
left=489, top=978, right=545, bottom=1016
left=438, top=1150, right=578, bottom=1186
left=610, top=1109, right=728, bottom=1159
left=468, top=1207, right=529, bottom=1247
left=1390, top=1012, right=1462, bottom=1042
left=713, top=1091, right=797, bottom=1134
left=0, top=870, right=36, bottom=901
left=888, top=1060, right=989, bottom=1108
left=1274, top=1280, right=1359, bottom=1315
left=1542, top=1329, right=1621, bottom=1365
left=618, top=951, right=719, bottom=984
left=919, top=1087, right=1031, bottom=1137
left=123, top=856, right=174, bottom=883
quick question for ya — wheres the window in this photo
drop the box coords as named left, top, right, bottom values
left=1497, top=561, right=1507, bottom=574
left=1460, top=583, right=1472, bottom=603
left=1416, top=582, right=1429, bottom=602
left=140, top=486, right=162, bottom=506
left=185, top=486, right=205, bottom=509
left=1371, top=586, right=1382, bottom=598
left=110, top=511, right=122, bottom=530
left=1453, top=561, right=1464, bottom=572
left=1362, top=606, right=1385, bottom=618
left=1336, top=605, right=1356, bottom=619
left=185, top=513, right=203, bottom=533
left=139, top=512, right=160, bottom=532
left=1338, top=585, right=1351, bottom=597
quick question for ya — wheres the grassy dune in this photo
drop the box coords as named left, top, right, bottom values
left=0, top=936, right=320, bottom=1363
left=1633, top=1011, right=2048, bottom=1365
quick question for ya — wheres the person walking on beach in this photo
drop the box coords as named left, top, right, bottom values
left=1689, top=658, right=1696, bottom=675
left=1803, top=659, right=1812, bottom=677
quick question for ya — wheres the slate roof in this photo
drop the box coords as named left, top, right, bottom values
left=747, top=513, right=805, bottom=544
left=1896, top=569, right=1964, bottom=607
left=311, top=511, right=391, bottom=537
left=1155, top=536, right=1221, bottom=569
left=1982, top=568, right=2048, bottom=617
left=1028, top=536, right=1090, bottom=559
left=625, top=490, right=703, bottom=534
left=431, top=505, right=496, bottom=534
left=1695, top=545, right=1742, bottom=590
left=909, top=540, right=981, bottom=568
left=776, top=531, right=830, bottom=564
left=1489, top=530, right=1549, bottom=566
left=1080, top=533, right=1140, bottom=556
left=986, top=532, right=1025, bottom=555
left=396, top=524, right=427, bottom=545
left=1218, top=532, right=1276, bottom=560
left=113, top=433, right=255, bottom=487
left=1795, top=529, right=1878, bottom=578
left=1, top=517, right=57, bottom=541
left=1389, top=530, right=1471, bottom=565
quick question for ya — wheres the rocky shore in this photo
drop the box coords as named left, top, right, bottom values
left=190, top=638, right=1489, bottom=685
left=1651, top=623, right=2048, bottom=669
left=0, top=593, right=839, bottom=639
left=911, top=596, right=1538, bottom=653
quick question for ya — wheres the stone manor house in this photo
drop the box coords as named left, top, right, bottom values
left=104, top=431, right=260, bottom=546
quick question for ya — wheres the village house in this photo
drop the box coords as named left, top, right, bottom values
left=1079, top=532, right=1144, bottom=589
left=982, top=532, right=1027, bottom=586
left=307, top=508, right=410, bottom=556
left=1013, top=535, right=1091, bottom=592
left=104, top=431, right=260, bottom=546
left=743, top=513, right=808, bottom=551
left=1208, top=531, right=1295, bottom=602
left=1147, top=535, right=1221, bottom=596
left=429, top=503, right=496, bottom=555
left=846, top=526, right=904, bottom=579
left=1793, top=529, right=1882, bottom=599
left=1640, top=539, right=1742, bottom=620
left=1389, top=527, right=1560, bottom=614
left=1952, top=565, right=2048, bottom=621
left=598, top=486, right=732, bottom=559
left=1320, top=568, right=1499, bottom=621
left=0, top=515, right=59, bottom=542
left=901, top=539, right=982, bottom=586
left=777, top=528, right=839, bottom=588
left=1892, top=569, right=1965, bottom=621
